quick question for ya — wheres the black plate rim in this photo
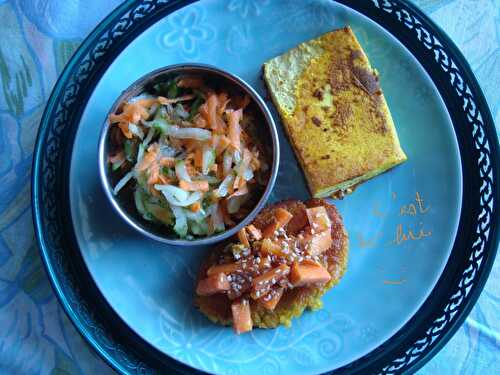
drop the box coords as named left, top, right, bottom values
left=31, top=0, right=499, bottom=374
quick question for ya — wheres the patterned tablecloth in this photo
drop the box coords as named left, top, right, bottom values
left=0, top=0, right=498, bottom=374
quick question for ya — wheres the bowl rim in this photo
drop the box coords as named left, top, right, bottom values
left=97, top=63, right=280, bottom=246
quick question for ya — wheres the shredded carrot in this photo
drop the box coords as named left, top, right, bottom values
left=134, top=98, right=157, bottom=108
left=193, top=115, right=207, bottom=128
left=177, top=76, right=204, bottom=88
left=158, top=175, right=171, bottom=184
left=227, top=109, right=242, bottom=151
left=206, top=94, right=219, bottom=131
left=157, top=95, right=195, bottom=105
left=217, top=92, right=230, bottom=116
left=190, top=201, right=201, bottom=212
left=147, top=163, right=160, bottom=185
left=228, top=184, right=249, bottom=199
left=118, top=122, right=133, bottom=138
left=109, top=83, right=266, bottom=238
left=136, top=149, right=158, bottom=171
left=213, top=135, right=231, bottom=155
left=179, top=180, right=209, bottom=192
left=159, top=157, right=175, bottom=167
left=194, top=148, right=203, bottom=168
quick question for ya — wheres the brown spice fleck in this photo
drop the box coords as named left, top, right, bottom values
left=351, top=66, right=380, bottom=95
left=321, top=155, right=330, bottom=160
left=313, top=89, right=323, bottom=100
left=312, top=116, right=322, bottom=127
left=350, top=50, right=363, bottom=62
left=334, top=102, right=352, bottom=128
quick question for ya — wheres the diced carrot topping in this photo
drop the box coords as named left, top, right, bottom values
left=251, top=264, right=290, bottom=299
left=259, top=287, right=284, bottom=311
left=190, top=201, right=201, bottom=212
left=206, top=262, right=241, bottom=276
left=306, top=206, right=331, bottom=232
left=196, top=273, right=230, bottom=296
left=275, top=208, right=293, bottom=228
left=290, top=261, right=331, bottom=287
left=261, top=208, right=293, bottom=238
left=157, top=94, right=195, bottom=105
left=238, top=228, right=250, bottom=248
left=179, top=180, right=209, bottom=192
left=246, top=225, right=262, bottom=241
left=309, top=230, right=332, bottom=255
left=298, top=229, right=332, bottom=255
left=231, top=299, right=253, bottom=334
left=227, top=109, right=242, bottom=151
left=260, top=238, right=286, bottom=257
left=261, top=220, right=279, bottom=239
left=177, top=76, right=204, bottom=88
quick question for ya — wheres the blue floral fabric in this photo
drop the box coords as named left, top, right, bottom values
left=0, top=0, right=498, bottom=374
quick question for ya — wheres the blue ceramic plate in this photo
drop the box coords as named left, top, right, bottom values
left=32, top=1, right=499, bottom=374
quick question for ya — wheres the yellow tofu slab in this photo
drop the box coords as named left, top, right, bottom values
left=263, top=27, right=407, bottom=198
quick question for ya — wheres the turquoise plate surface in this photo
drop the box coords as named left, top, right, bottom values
left=32, top=0, right=499, bottom=374
left=70, top=1, right=460, bottom=374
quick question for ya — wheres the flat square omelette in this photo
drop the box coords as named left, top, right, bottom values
left=263, top=27, right=407, bottom=198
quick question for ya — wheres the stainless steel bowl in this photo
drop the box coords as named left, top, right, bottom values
left=98, top=64, right=279, bottom=246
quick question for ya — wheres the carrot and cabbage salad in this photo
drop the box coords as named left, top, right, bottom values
left=108, top=76, right=268, bottom=239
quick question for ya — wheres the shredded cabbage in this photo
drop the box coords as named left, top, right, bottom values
left=171, top=206, right=188, bottom=237
left=202, top=145, right=216, bottom=175
left=128, top=123, right=144, bottom=140
left=113, top=171, right=134, bottom=195
left=216, top=174, right=234, bottom=198
left=175, top=160, right=191, bottom=182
